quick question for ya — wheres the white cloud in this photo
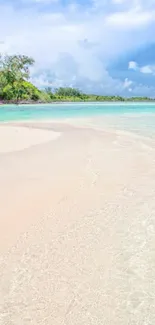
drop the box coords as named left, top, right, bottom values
left=105, top=10, right=155, bottom=29
left=123, top=78, right=133, bottom=89
left=128, top=61, right=155, bottom=75
left=0, top=0, right=155, bottom=95
left=140, top=65, right=155, bottom=74
left=128, top=61, right=138, bottom=70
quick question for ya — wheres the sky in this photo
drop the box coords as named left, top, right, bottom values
left=0, top=0, right=155, bottom=96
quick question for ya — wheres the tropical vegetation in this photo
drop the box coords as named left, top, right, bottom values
left=0, top=54, right=154, bottom=103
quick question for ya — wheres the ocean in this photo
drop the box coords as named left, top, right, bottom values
left=0, top=102, right=155, bottom=138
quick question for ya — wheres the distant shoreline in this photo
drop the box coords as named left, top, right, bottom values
left=1, top=99, right=155, bottom=106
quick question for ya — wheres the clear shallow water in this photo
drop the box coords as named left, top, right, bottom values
left=0, top=102, right=155, bottom=138
left=1, top=102, right=155, bottom=121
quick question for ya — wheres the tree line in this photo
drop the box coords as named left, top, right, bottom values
left=0, top=54, right=154, bottom=103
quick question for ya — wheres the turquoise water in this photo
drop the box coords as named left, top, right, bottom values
left=1, top=102, right=155, bottom=138
left=0, top=102, right=155, bottom=121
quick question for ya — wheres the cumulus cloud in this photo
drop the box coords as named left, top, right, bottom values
left=128, top=61, right=155, bottom=75
left=0, top=0, right=155, bottom=95
left=128, top=61, right=138, bottom=70
left=140, top=65, right=155, bottom=74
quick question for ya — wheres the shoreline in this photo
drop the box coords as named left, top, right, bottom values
left=1, top=100, right=155, bottom=106
left=1, top=116, right=155, bottom=152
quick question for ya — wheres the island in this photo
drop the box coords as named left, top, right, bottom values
left=0, top=53, right=154, bottom=104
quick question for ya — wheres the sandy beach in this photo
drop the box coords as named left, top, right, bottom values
left=0, top=119, right=155, bottom=325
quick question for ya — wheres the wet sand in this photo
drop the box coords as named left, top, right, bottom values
left=0, top=119, right=155, bottom=325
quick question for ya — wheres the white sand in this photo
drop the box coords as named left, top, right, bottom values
left=0, top=124, right=60, bottom=153
left=0, top=120, right=155, bottom=325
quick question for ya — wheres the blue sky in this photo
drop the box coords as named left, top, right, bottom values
left=1, top=0, right=155, bottom=96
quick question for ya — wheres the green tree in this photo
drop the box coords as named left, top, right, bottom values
left=1, top=80, right=41, bottom=101
left=45, top=87, right=55, bottom=99
left=55, top=87, right=82, bottom=98
left=0, top=53, right=155, bottom=103
left=0, top=54, right=34, bottom=82
left=0, top=54, right=35, bottom=102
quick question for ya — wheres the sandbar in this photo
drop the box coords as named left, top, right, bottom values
left=0, top=119, right=155, bottom=325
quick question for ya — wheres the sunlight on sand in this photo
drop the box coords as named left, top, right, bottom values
left=0, top=119, right=155, bottom=325
left=0, top=125, right=60, bottom=153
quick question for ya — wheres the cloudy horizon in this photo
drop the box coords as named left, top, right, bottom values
left=1, top=0, right=155, bottom=96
